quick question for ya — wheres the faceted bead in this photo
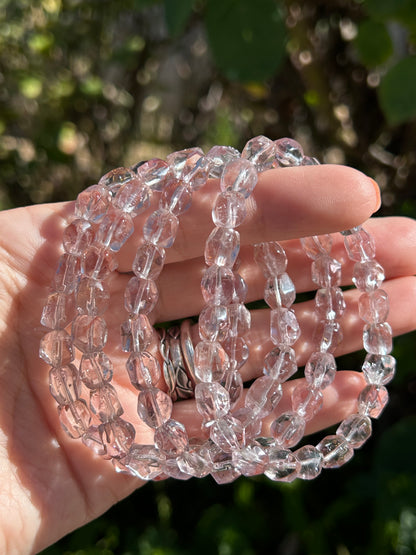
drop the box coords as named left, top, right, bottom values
left=195, top=382, right=230, bottom=425
left=254, top=241, right=287, bottom=277
left=212, top=191, right=247, bottom=228
left=313, top=320, right=343, bottom=353
left=245, top=376, right=283, bottom=418
left=358, top=384, right=388, bottom=418
left=49, top=364, right=80, bottom=405
left=76, top=277, right=109, bottom=317
left=353, top=260, right=385, bottom=292
left=301, top=156, right=320, bottom=166
left=265, top=448, right=298, bottom=482
left=198, top=304, right=229, bottom=342
left=363, top=322, right=393, bottom=355
left=182, top=156, right=210, bottom=191
left=137, top=387, right=173, bottom=428
left=58, top=400, right=91, bottom=439
left=80, top=351, right=113, bottom=389
left=71, top=314, right=107, bottom=353
left=99, top=418, right=135, bottom=459
left=53, top=253, right=81, bottom=294
left=220, top=158, right=258, bottom=198
left=39, top=329, right=74, bottom=366
left=124, top=276, right=158, bottom=315
left=222, top=336, right=249, bottom=371
left=82, top=426, right=106, bottom=456
left=311, top=255, right=341, bottom=288
left=162, top=458, right=191, bottom=481
left=304, top=351, right=337, bottom=389
left=63, top=219, right=94, bottom=255
left=359, top=289, right=389, bottom=324
left=154, top=419, right=189, bottom=456
left=96, top=208, right=134, bottom=252
left=204, top=227, right=240, bottom=268
left=99, top=167, right=136, bottom=195
left=160, top=181, right=192, bottom=215
left=41, top=291, right=74, bottom=329
left=337, top=414, right=372, bottom=448
left=211, top=449, right=241, bottom=484
left=125, top=444, right=165, bottom=480
left=210, top=415, right=244, bottom=453
left=113, top=177, right=151, bottom=215
left=233, top=407, right=262, bottom=441
left=270, top=411, right=305, bottom=448
left=120, top=315, right=153, bottom=352
left=126, top=351, right=161, bottom=390
left=134, top=158, right=171, bottom=192
left=225, top=369, right=244, bottom=408
left=242, top=135, right=276, bottom=172
left=143, top=208, right=179, bottom=248
left=362, top=353, right=396, bottom=385
left=194, top=340, right=229, bottom=382
left=294, top=445, right=322, bottom=480
left=233, top=272, right=248, bottom=302
left=291, top=384, right=323, bottom=421
left=314, top=287, right=346, bottom=321
left=177, top=441, right=212, bottom=478
left=201, top=264, right=235, bottom=306
left=232, top=443, right=268, bottom=476
left=270, top=307, right=300, bottom=347
left=166, top=147, right=204, bottom=178
left=344, top=227, right=375, bottom=262
left=274, top=137, right=304, bottom=166
left=206, top=145, right=240, bottom=178
left=263, top=346, right=297, bottom=382
left=264, top=273, right=296, bottom=308
left=74, top=184, right=111, bottom=222
left=90, top=383, right=123, bottom=423
left=132, top=242, right=166, bottom=280
left=227, top=302, right=251, bottom=338
left=301, top=235, right=332, bottom=260
left=316, top=435, right=354, bottom=468
left=82, top=246, right=118, bottom=280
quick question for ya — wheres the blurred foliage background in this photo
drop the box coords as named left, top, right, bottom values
left=1, top=0, right=416, bottom=553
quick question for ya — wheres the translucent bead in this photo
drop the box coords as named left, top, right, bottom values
left=80, top=352, right=113, bottom=389
left=211, top=449, right=241, bottom=484
left=63, top=219, right=94, bottom=255
left=166, top=147, right=204, bottom=178
left=353, top=260, right=385, bottom=292
left=337, top=414, right=372, bottom=448
left=225, top=369, right=244, bottom=408
left=120, top=315, right=153, bottom=352
left=134, top=158, right=171, bottom=192
left=291, top=384, right=323, bottom=421
left=58, top=400, right=91, bottom=439
left=232, top=443, right=268, bottom=476
left=263, top=346, right=297, bottom=382
left=143, top=208, right=179, bottom=248
left=233, top=407, right=262, bottom=441
left=313, top=320, right=343, bottom=353
left=213, top=190, right=247, bottom=228
left=316, top=435, right=354, bottom=468
left=162, top=458, right=191, bottom=481
left=314, top=287, right=346, bottom=320
left=113, top=177, right=151, bottom=215
left=71, top=314, right=107, bottom=353
left=183, top=156, right=210, bottom=190
left=99, top=167, right=136, bottom=195
left=124, top=276, right=158, bottom=315
left=220, top=158, right=258, bottom=199
left=82, top=426, right=106, bottom=456
left=311, top=255, right=341, bottom=288
left=363, top=322, right=393, bottom=355
left=76, top=277, right=110, bottom=317
left=160, top=180, right=192, bottom=215
left=274, top=137, right=304, bottom=166
left=265, top=448, right=298, bottom=482
left=362, top=353, right=396, bottom=385
left=90, top=383, right=123, bottom=423
left=125, top=444, right=165, bottom=480
left=41, top=292, right=74, bottom=329
left=204, top=227, right=240, bottom=268
left=132, top=242, right=166, bottom=280
left=358, top=384, right=388, bottom=418
left=177, top=442, right=212, bottom=478
left=82, top=246, right=118, bottom=280
left=206, top=145, right=240, bottom=178
left=222, top=336, right=249, bottom=371
left=39, top=329, right=74, bottom=366
left=53, top=253, right=81, bottom=294
left=49, top=364, right=80, bottom=405
left=137, top=387, right=173, bottom=428
left=264, top=273, right=296, bottom=308
left=227, top=302, right=250, bottom=337
left=233, top=272, right=248, bottom=302
left=99, top=418, right=135, bottom=459
left=270, top=307, right=300, bottom=347
left=254, top=241, right=287, bottom=277
left=241, top=135, right=276, bottom=172
left=304, top=352, right=337, bottom=389
left=96, top=208, right=134, bottom=252
left=245, top=376, right=283, bottom=418
left=154, top=419, right=189, bottom=456
left=194, top=340, right=229, bottom=382
left=301, top=235, right=332, bottom=260
left=294, top=445, right=322, bottom=479
left=195, top=382, right=230, bottom=425
left=198, top=304, right=229, bottom=342
left=359, top=290, right=389, bottom=324
left=344, top=227, right=375, bottom=262
left=201, top=264, right=235, bottom=306
left=74, top=184, right=111, bottom=222
left=126, top=351, right=161, bottom=390
left=270, top=411, right=305, bottom=448
left=210, top=415, right=244, bottom=453
left=301, top=156, right=320, bottom=165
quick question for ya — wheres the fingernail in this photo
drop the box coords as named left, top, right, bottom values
left=369, top=178, right=381, bottom=211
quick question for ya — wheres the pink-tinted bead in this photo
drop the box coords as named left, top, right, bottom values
left=143, top=208, right=179, bottom=248
left=245, top=376, right=283, bottom=418
left=160, top=181, right=192, bottom=215
left=313, top=320, right=343, bottom=353
left=316, top=435, right=354, bottom=468
left=49, top=364, right=80, bottom=405
left=220, top=158, right=258, bottom=198
left=120, top=315, right=154, bottom=352
left=362, top=353, right=396, bottom=385
left=99, top=166, right=135, bottom=195
left=212, top=191, right=247, bottom=228
left=82, top=426, right=106, bottom=456
left=359, top=289, right=389, bottom=324
left=99, top=418, right=136, bottom=459
left=182, top=156, right=210, bottom=190
left=294, top=445, right=322, bottom=479
left=291, top=384, right=323, bottom=421
left=71, top=314, right=107, bottom=353
left=125, top=444, right=165, bottom=480
left=198, top=304, right=229, bottom=342
left=206, top=145, right=240, bottom=178
left=177, top=441, right=212, bottom=478
left=211, top=450, right=241, bottom=484
left=134, top=158, right=171, bottom=192
left=124, top=276, right=158, bottom=315
left=270, top=307, right=300, bottom=346
left=274, top=138, right=304, bottom=166
left=154, top=419, right=189, bottom=456
left=270, top=411, right=305, bottom=448
left=263, top=346, right=297, bottom=382
left=53, top=253, right=81, bottom=294
left=132, top=242, right=166, bottom=280
left=137, top=387, right=173, bottom=428
left=232, top=443, right=268, bottom=476
left=80, top=351, right=113, bottom=389
left=353, top=260, right=385, bottom=292
left=363, top=322, right=393, bottom=354
left=58, top=400, right=91, bottom=439
left=358, top=384, right=388, bottom=418
left=264, top=274, right=296, bottom=308
left=301, top=235, right=332, bottom=260
left=227, top=302, right=251, bottom=337
left=242, top=135, right=276, bottom=172
left=201, top=264, right=235, bottom=306
left=254, top=241, right=287, bottom=277
left=233, top=272, right=248, bottom=302
left=222, top=336, right=249, bottom=371
left=166, top=147, right=204, bottom=178
left=194, top=340, right=229, bottom=382
left=204, top=227, right=240, bottom=268
left=82, top=246, right=118, bottom=280
left=314, top=287, right=346, bottom=321
left=337, top=414, right=372, bottom=448
left=343, top=227, right=375, bottom=262
left=265, top=448, right=298, bottom=482
left=126, top=351, right=161, bottom=390
left=210, top=415, right=244, bottom=453
left=76, top=277, right=110, bottom=317
left=233, top=407, right=262, bottom=441
left=225, top=369, right=244, bottom=408
left=90, top=383, right=123, bottom=423
left=41, top=291, right=74, bottom=329
left=304, top=351, right=337, bottom=389
left=63, top=219, right=94, bottom=255
left=39, top=329, right=74, bottom=366
left=195, top=381, right=230, bottom=425
left=96, top=208, right=134, bottom=252
left=113, top=177, right=151, bottom=215
left=311, top=255, right=341, bottom=288
left=75, top=184, right=111, bottom=222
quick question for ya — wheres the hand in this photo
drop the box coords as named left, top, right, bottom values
left=1, top=164, right=415, bottom=554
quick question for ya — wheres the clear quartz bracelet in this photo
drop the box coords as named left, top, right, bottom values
left=39, top=136, right=395, bottom=483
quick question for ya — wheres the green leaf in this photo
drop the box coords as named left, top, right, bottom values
left=364, top=0, right=412, bottom=20
left=164, top=0, right=194, bottom=37
left=204, top=0, right=287, bottom=82
left=378, top=56, right=416, bottom=125
left=354, top=20, right=393, bottom=67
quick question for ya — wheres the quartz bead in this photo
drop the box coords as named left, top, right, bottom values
left=195, top=382, right=230, bottom=425
left=82, top=246, right=118, bottom=280
left=274, top=138, right=304, bottom=166
left=41, top=291, right=74, bottom=329
left=311, top=255, right=341, bottom=288
left=160, top=180, right=192, bottom=215
left=363, top=322, right=393, bottom=355
left=137, top=387, right=173, bottom=429
left=337, top=414, right=372, bottom=448
left=301, top=156, right=320, bottom=165
left=124, top=276, right=158, bottom=315
left=90, top=383, right=123, bottom=423
left=96, top=208, right=134, bottom=252
left=154, top=419, right=189, bottom=456
left=212, top=191, right=247, bottom=228
left=265, top=448, right=298, bottom=482
left=359, top=289, right=389, bottom=324
left=126, top=351, right=161, bottom=390
left=222, top=336, right=249, bottom=371
left=113, top=177, right=151, bottom=215
left=143, top=208, right=179, bottom=248
left=53, top=253, right=81, bottom=294
left=201, top=264, right=235, bottom=306
left=120, top=315, right=153, bottom=352
left=358, top=384, right=388, bottom=418
left=241, top=135, right=276, bottom=171
left=314, top=287, right=346, bottom=320
left=125, top=444, right=165, bottom=480
left=49, top=364, right=80, bottom=405
left=99, top=418, right=135, bottom=459
left=198, top=304, right=229, bottom=342
left=362, top=353, right=396, bottom=385
left=270, top=411, right=305, bottom=448
left=301, top=235, right=333, bottom=260
left=233, top=272, right=248, bottom=302
left=294, top=445, right=322, bottom=479
left=220, top=158, right=258, bottom=198
left=233, top=407, right=262, bottom=441
left=254, top=241, right=287, bottom=277
left=194, top=340, right=229, bottom=382
left=82, top=426, right=106, bottom=456
left=264, top=273, right=296, bottom=308
left=74, top=184, right=111, bottom=222
left=304, top=351, right=337, bottom=389
left=204, top=227, right=240, bottom=268
left=39, top=329, right=74, bottom=366
left=344, top=227, right=375, bottom=261
left=80, top=351, right=113, bottom=389
left=162, top=458, right=191, bottom=481
left=71, top=314, right=107, bottom=353
left=99, top=167, right=136, bottom=195
left=291, top=384, right=323, bottom=421
left=166, top=147, right=204, bottom=179
left=225, top=369, right=244, bottom=408
left=263, top=346, right=297, bottom=382
left=58, top=400, right=91, bottom=439
left=134, top=158, right=171, bottom=192
left=183, top=156, right=210, bottom=190
left=353, top=260, right=385, bottom=292
left=76, top=277, right=110, bottom=317
left=245, top=376, right=283, bottom=418
left=210, top=415, right=244, bottom=453
left=313, top=320, right=343, bottom=353
left=227, top=303, right=250, bottom=337
left=206, top=145, right=240, bottom=178
left=63, top=219, right=94, bottom=255
left=316, top=435, right=354, bottom=468
left=270, top=307, right=300, bottom=347
left=133, top=242, right=166, bottom=280
left=211, top=449, right=241, bottom=484
left=232, top=443, right=268, bottom=476
left=177, top=442, right=212, bottom=478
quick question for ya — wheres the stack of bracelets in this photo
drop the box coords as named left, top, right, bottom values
left=39, top=136, right=395, bottom=483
